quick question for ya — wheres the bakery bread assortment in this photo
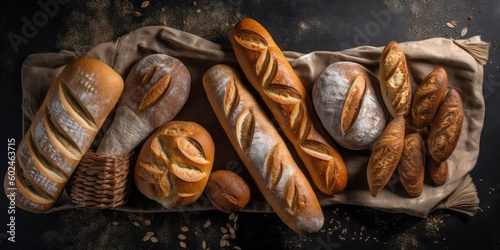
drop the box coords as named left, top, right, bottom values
left=205, top=170, right=251, bottom=213
left=134, top=121, right=215, bottom=208
left=5, top=17, right=472, bottom=233
left=96, top=54, right=191, bottom=156
left=313, top=62, right=388, bottom=150
left=230, top=17, right=347, bottom=195
left=7, top=57, right=124, bottom=212
left=203, top=64, right=324, bottom=234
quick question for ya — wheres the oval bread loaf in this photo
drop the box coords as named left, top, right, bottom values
left=313, top=62, right=387, bottom=150
left=203, top=64, right=324, bottom=235
left=398, top=129, right=425, bottom=197
left=134, top=121, right=214, bottom=208
left=205, top=170, right=251, bottom=213
left=7, top=57, right=124, bottom=212
left=96, top=54, right=191, bottom=156
left=230, top=18, right=347, bottom=195
left=367, top=115, right=405, bottom=197
left=426, top=155, right=448, bottom=186
left=379, top=41, right=412, bottom=118
left=410, top=67, right=448, bottom=129
left=428, top=88, right=464, bottom=162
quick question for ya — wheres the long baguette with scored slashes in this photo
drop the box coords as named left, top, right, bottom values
left=203, top=64, right=324, bottom=235
left=4, top=57, right=124, bottom=212
left=230, top=18, right=347, bottom=195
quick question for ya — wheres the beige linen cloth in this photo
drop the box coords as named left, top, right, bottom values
left=20, top=26, right=489, bottom=218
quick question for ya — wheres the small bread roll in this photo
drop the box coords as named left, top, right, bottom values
left=428, top=88, right=464, bottom=162
left=398, top=129, right=425, bottom=197
left=134, top=121, right=214, bottom=208
left=205, top=170, right=251, bottom=213
left=379, top=41, right=412, bottom=118
left=367, top=115, right=405, bottom=197
left=411, top=67, right=448, bottom=129
left=313, top=62, right=387, bottom=150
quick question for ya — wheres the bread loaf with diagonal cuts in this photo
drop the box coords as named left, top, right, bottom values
left=230, top=18, right=347, bottom=195
left=203, top=64, right=324, bottom=235
left=96, top=54, right=191, bottom=156
left=6, top=57, right=124, bottom=212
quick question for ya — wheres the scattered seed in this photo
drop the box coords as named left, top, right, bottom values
left=178, top=234, right=187, bottom=240
left=233, top=246, right=242, bottom=250
left=461, top=27, right=468, bottom=36
left=192, top=1, right=197, bottom=6
left=446, top=22, right=455, bottom=28
left=221, top=227, right=228, bottom=234
left=133, top=11, right=142, bottom=17
left=150, top=237, right=159, bottom=243
left=146, top=231, right=155, bottom=236
left=229, top=213, right=236, bottom=220
left=233, top=214, right=239, bottom=223
left=468, top=16, right=473, bottom=20
left=195, top=8, right=201, bottom=14
left=222, top=234, right=231, bottom=240
left=202, top=240, right=207, bottom=249
left=133, top=222, right=140, bottom=227
left=451, top=20, right=459, bottom=26
left=182, top=19, right=187, bottom=25
left=220, top=239, right=230, bottom=247
left=141, top=1, right=150, bottom=8
left=203, top=219, right=211, bottom=228
left=111, top=221, right=119, bottom=226
left=181, top=226, right=189, bottom=232
left=144, top=219, right=151, bottom=226
left=143, top=235, right=151, bottom=241
left=229, top=227, right=236, bottom=238
left=179, top=241, right=187, bottom=248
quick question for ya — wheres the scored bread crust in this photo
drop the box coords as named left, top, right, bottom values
left=379, top=41, right=412, bottom=118
left=411, top=67, right=448, bottom=129
left=367, top=115, right=405, bottom=197
left=96, top=54, right=191, bottom=156
left=203, top=64, right=324, bottom=235
left=230, top=18, right=347, bottom=195
left=6, top=57, right=124, bottom=212
left=398, top=130, right=425, bottom=197
left=134, top=121, right=215, bottom=209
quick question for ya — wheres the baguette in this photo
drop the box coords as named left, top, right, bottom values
left=379, top=41, right=412, bottom=118
left=230, top=18, right=347, bottom=195
left=203, top=64, right=324, bottom=234
left=96, top=54, right=191, bottom=156
left=428, top=88, right=464, bottom=162
left=410, top=67, right=448, bottom=129
left=7, top=57, right=124, bottom=212
left=367, top=115, right=405, bottom=197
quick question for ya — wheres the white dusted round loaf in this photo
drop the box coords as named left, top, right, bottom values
left=312, top=62, right=387, bottom=150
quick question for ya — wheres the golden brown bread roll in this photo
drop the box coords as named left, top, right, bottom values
left=367, top=115, right=405, bottom=197
left=230, top=18, right=347, bottom=195
left=398, top=129, right=425, bottom=197
left=6, top=57, right=124, bottom=212
left=410, top=67, right=448, bottom=129
left=205, top=170, right=251, bottom=213
left=428, top=88, right=464, bottom=162
left=134, top=121, right=214, bottom=208
left=379, top=41, right=412, bottom=118
left=313, top=61, right=388, bottom=150
left=203, top=64, right=324, bottom=235
left=96, top=54, right=191, bottom=156
left=426, top=156, right=448, bottom=186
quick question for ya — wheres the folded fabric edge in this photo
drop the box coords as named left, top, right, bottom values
left=452, top=36, right=490, bottom=65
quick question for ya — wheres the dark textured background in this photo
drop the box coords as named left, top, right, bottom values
left=1, top=0, right=499, bottom=249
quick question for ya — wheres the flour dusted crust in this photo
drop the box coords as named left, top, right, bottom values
left=203, top=64, right=324, bottom=235
left=313, top=62, right=387, bottom=150
left=7, top=57, right=124, bottom=212
left=96, top=54, right=191, bottom=156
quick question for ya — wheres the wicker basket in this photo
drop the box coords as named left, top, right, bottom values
left=70, top=151, right=136, bottom=209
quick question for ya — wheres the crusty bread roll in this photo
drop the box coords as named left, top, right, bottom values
left=398, top=129, right=425, bottom=197
left=379, top=41, right=412, bottom=118
left=410, top=67, right=448, bottom=129
left=230, top=18, right=347, bottom=195
left=367, top=115, right=405, bottom=197
left=426, top=155, right=448, bottom=186
left=134, top=121, right=214, bottom=208
left=7, top=57, right=124, bottom=212
left=428, top=88, right=464, bottom=162
left=203, top=64, right=324, bottom=235
left=205, top=170, right=251, bottom=213
left=313, top=62, right=387, bottom=150
left=96, top=54, right=191, bottom=156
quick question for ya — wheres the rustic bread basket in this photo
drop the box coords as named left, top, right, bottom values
left=69, top=151, right=136, bottom=209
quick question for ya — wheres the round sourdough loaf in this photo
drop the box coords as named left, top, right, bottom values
left=313, top=62, right=387, bottom=150
left=134, top=121, right=214, bottom=208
